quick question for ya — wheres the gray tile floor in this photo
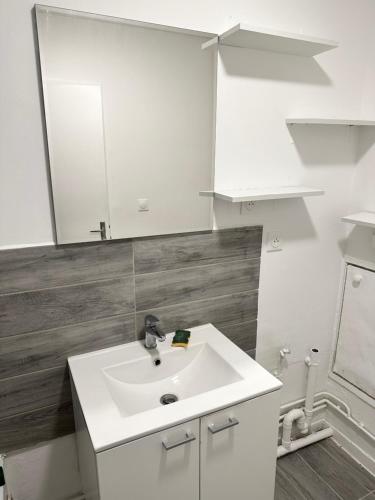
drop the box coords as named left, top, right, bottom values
left=275, top=438, right=375, bottom=500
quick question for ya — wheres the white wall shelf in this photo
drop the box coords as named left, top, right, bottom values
left=202, top=23, right=338, bottom=56
left=200, top=186, right=324, bottom=203
left=341, top=212, right=375, bottom=229
left=286, top=118, right=375, bottom=126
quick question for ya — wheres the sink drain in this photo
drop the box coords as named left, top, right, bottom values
left=160, top=393, right=178, bottom=405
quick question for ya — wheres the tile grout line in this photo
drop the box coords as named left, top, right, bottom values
left=0, top=273, right=133, bottom=297
left=133, top=255, right=261, bottom=277
left=0, top=400, right=71, bottom=423
left=132, top=226, right=262, bottom=247
left=0, top=312, right=134, bottom=341
left=219, top=317, right=258, bottom=328
left=135, top=288, right=259, bottom=315
left=0, top=314, right=258, bottom=345
left=275, top=466, right=310, bottom=500
left=0, top=364, right=68, bottom=383
left=358, top=489, right=375, bottom=500
left=136, top=281, right=260, bottom=312
left=0, top=312, right=134, bottom=342
left=318, top=441, right=375, bottom=482
left=296, top=451, right=345, bottom=500
left=131, top=240, right=137, bottom=341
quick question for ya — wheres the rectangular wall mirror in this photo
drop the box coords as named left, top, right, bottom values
left=36, top=5, right=216, bottom=244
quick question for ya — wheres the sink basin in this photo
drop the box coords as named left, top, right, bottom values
left=69, top=323, right=282, bottom=452
left=104, top=343, right=242, bottom=416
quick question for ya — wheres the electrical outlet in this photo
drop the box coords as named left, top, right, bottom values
left=240, top=201, right=256, bottom=214
left=267, top=232, right=283, bottom=252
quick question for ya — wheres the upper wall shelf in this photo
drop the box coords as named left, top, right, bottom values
left=200, top=186, right=324, bottom=203
left=341, top=211, right=375, bottom=229
left=202, top=23, right=339, bottom=56
left=286, top=118, right=375, bottom=126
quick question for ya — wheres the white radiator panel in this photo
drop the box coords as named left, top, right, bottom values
left=334, top=264, right=375, bottom=399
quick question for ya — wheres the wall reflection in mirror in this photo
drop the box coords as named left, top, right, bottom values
left=36, top=6, right=215, bottom=243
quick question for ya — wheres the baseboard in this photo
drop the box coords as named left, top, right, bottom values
left=322, top=404, right=375, bottom=476
left=328, top=421, right=375, bottom=476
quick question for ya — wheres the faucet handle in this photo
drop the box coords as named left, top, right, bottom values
left=145, top=314, right=160, bottom=327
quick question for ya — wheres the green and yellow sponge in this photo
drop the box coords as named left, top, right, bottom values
left=171, top=330, right=191, bottom=347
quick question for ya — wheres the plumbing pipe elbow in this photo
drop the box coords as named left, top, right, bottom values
left=281, top=408, right=307, bottom=449
left=297, top=416, right=309, bottom=435
left=283, top=408, right=305, bottom=427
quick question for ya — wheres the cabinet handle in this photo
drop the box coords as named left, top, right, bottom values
left=162, top=432, right=196, bottom=451
left=90, top=221, right=107, bottom=240
left=208, top=417, right=239, bottom=434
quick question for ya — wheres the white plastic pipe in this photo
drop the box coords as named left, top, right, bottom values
left=277, top=346, right=332, bottom=458
left=279, top=404, right=326, bottom=426
left=277, top=346, right=375, bottom=459
left=314, top=393, right=351, bottom=417
left=279, top=395, right=375, bottom=443
left=304, top=348, right=320, bottom=431
left=280, top=391, right=351, bottom=418
left=280, top=408, right=308, bottom=450
left=278, top=427, right=333, bottom=457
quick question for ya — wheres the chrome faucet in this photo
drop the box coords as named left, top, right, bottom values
left=144, top=315, right=166, bottom=349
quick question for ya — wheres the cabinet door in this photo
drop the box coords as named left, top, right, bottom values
left=200, top=391, right=280, bottom=500
left=97, top=420, right=199, bottom=500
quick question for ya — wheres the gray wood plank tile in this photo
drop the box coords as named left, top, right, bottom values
left=0, top=401, right=74, bottom=452
left=135, top=291, right=258, bottom=338
left=0, top=314, right=135, bottom=379
left=319, top=439, right=375, bottom=493
left=134, top=226, right=262, bottom=274
left=299, top=439, right=372, bottom=499
left=0, top=277, right=135, bottom=338
left=135, top=259, right=260, bottom=310
left=218, top=320, right=257, bottom=351
left=0, top=241, right=134, bottom=294
left=275, top=452, right=341, bottom=500
left=0, top=367, right=71, bottom=419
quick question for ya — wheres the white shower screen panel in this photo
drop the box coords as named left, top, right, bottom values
left=334, top=264, right=375, bottom=399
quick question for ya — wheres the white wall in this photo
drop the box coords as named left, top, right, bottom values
left=1, top=0, right=372, bottom=247
left=324, top=21, right=375, bottom=440
left=2, top=0, right=375, bottom=498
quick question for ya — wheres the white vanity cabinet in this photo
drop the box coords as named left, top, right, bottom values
left=90, top=391, right=280, bottom=500
left=70, top=325, right=282, bottom=500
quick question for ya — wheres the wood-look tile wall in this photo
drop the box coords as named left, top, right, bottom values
left=0, top=226, right=262, bottom=452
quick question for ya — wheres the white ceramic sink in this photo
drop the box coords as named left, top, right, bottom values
left=104, top=342, right=242, bottom=417
left=69, top=324, right=282, bottom=452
